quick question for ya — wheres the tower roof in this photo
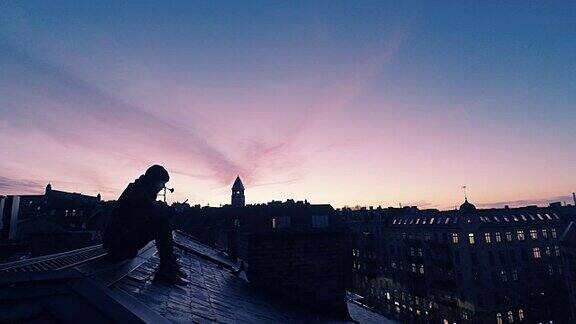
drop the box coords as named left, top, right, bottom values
left=232, top=176, right=244, bottom=190
left=459, top=198, right=477, bottom=213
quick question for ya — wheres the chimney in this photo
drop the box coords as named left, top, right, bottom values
left=237, top=229, right=352, bottom=320
left=573, top=192, right=576, bottom=206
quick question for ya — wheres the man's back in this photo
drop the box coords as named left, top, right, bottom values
left=103, top=176, right=157, bottom=255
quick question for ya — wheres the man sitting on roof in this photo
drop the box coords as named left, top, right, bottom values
left=103, top=165, right=188, bottom=285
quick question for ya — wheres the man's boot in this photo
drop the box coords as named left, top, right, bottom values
left=155, top=263, right=189, bottom=286
left=164, top=256, right=188, bottom=278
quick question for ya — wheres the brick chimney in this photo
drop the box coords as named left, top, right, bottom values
left=237, top=229, right=352, bottom=320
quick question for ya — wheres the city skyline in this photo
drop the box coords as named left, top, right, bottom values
left=1, top=1, right=575, bottom=209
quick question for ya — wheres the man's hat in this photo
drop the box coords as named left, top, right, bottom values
left=145, top=165, right=170, bottom=182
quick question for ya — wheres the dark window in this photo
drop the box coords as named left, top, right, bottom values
left=471, top=252, right=478, bottom=265
left=499, top=251, right=506, bottom=265
left=521, top=248, right=528, bottom=262
left=509, top=250, right=516, bottom=263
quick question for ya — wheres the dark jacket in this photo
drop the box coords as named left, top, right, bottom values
left=103, top=175, right=167, bottom=256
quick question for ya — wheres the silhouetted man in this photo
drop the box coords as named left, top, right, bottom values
left=103, top=165, right=187, bottom=285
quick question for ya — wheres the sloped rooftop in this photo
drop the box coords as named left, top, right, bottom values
left=0, top=231, right=393, bottom=323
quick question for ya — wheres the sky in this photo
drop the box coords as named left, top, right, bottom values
left=1, top=1, right=575, bottom=209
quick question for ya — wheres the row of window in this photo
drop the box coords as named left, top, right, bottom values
left=496, top=309, right=525, bottom=323
left=455, top=228, right=557, bottom=245
left=392, top=212, right=559, bottom=226
left=497, top=264, right=560, bottom=282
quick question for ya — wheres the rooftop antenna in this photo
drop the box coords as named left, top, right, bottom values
left=160, top=186, right=174, bottom=203
left=462, top=185, right=468, bottom=201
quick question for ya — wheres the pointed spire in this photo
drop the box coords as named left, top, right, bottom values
left=231, top=176, right=245, bottom=207
left=232, top=176, right=244, bottom=191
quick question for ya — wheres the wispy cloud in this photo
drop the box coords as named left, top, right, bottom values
left=232, top=28, right=408, bottom=187
left=477, top=195, right=575, bottom=209
left=0, top=176, right=45, bottom=194
left=0, top=44, right=240, bottom=184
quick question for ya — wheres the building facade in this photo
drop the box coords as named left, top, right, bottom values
left=344, top=201, right=574, bottom=323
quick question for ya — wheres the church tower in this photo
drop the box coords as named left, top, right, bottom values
left=231, top=176, right=245, bottom=207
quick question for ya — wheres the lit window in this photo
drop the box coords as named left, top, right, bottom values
left=311, top=214, right=329, bottom=228
left=508, top=311, right=514, bottom=323
left=430, top=217, right=435, bottom=224
left=555, top=245, right=560, bottom=256
left=542, top=229, right=548, bottom=239
left=468, top=233, right=475, bottom=245
left=485, top=233, right=492, bottom=243
left=412, top=263, right=417, bottom=273
left=529, top=229, right=537, bottom=239
left=545, top=246, right=551, bottom=256
left=517, top=230, right=525, bottom=241
left=533, top=247, right=541, bottom=259
left=548, top=265, right=554, bottom=276
left=512, top=215, right=518, bottom=221
left=501, top=270, right=508, bottom=282
left=496, top=313, right=503, bottom=324
left=419, top=264, right=424, bottom=274
left=272, top=216, right=291, bottom=229
left=512, top=269, right=518, bottom=281
left=551, top=228, right=557, bottom=239
left=495, top=232, right=502, bottom=242
left=506, top=232, right=512, bottom=242
left=452, top=233, right=459, bottom=244
left=518, top=309, right=524, bottom=321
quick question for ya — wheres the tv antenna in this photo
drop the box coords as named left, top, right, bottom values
left=160, top=186, right=174, bottom=203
